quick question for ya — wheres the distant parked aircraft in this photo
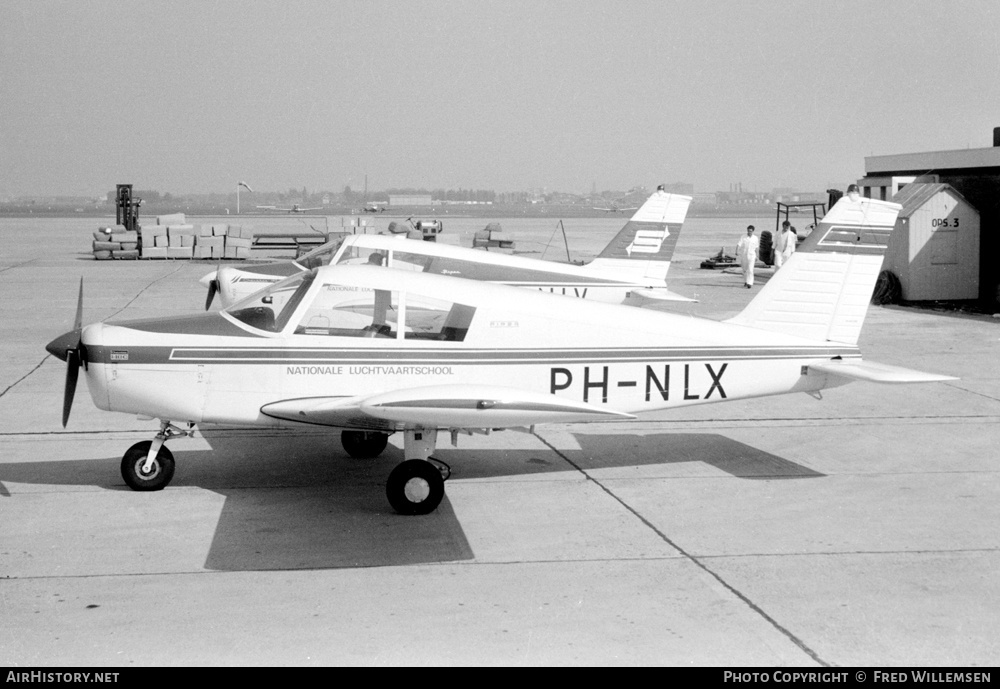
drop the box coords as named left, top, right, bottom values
left=257, top=204, right=323, bottom=214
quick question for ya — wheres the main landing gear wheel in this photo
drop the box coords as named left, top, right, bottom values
left=341, top=430, right=389, bottom=459
left=386, top=459, right=444, bottom=516
left=121, top=441, right=175, bottom=491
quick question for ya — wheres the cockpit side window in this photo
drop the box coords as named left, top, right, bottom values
left=293, top=283, right=399, bottom=338
left=403, top=294, right=476, bottom=341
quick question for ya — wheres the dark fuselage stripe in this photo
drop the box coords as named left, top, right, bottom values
left=88, top=345, right=859, bottom=365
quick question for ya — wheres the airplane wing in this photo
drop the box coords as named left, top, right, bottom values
left=261, top=384, right=635, bottom=430
left=807, top=359, right=957, bottom=384
left=256, top=205, right=277, bottom=210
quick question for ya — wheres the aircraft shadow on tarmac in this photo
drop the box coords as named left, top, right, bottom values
left=0, top=430, right=821, bottom=571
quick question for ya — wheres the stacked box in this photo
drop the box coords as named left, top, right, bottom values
left=198, top=224, right=214, bottom=237
left=196, top=235, right=225, bottom=258
left=142, top=246, right=167, bottom=259
left=112, top=249, right=140, bottom=260
left=155, top=235, right=169, bottom=248
left=93, top=250, right=113, bottom=260
left=94, top=240, right=120, bottom=252
left=212, top=224, right=228, bottom=236
left=167, top=224, right=195, bottom=247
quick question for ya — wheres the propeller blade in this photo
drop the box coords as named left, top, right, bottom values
left=205, top=279, right=218, bottom=311
left=62, top=350, right=79, bottom=427
left=73, top=277, right=83, bottom=331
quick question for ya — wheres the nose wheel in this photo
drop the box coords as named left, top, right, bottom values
left=121, top=441, right=175, bottom=491
left=120, top=420, right=193, bottom=491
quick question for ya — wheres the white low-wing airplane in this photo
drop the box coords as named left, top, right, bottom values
left=202, top=188, right=694, bottom=310
left=46, top=191, right=955, bottom=515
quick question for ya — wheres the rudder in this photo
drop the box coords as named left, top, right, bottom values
left=726, top=192, right=902, bottom=345
left=589, top=188, right=692, bottom=281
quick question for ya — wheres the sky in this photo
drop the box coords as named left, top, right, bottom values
left=1, top=0, right=998, bottom=198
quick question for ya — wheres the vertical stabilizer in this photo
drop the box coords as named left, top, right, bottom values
left=726, top=193, right=902, bottom=345
left=588, top=188, right=692, bottom=281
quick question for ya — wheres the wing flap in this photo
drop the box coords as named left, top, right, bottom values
left=808, top=359, right=957, bottom=384
left=629, top=287, right=697, bottom=302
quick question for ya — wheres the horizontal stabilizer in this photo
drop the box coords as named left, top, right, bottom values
left=808, top=359, right=957, bottom=384
left=629, top=287, right=697, bottom=302
left=360, top=385, right=635, bottom=427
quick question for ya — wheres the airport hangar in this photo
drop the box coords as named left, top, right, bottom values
left=858, top=127, right=1000, bottom=305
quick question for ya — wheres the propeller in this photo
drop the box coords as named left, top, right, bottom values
left=44, top=278, right=87, bottom=427
left=205, top=277, right=219, bottom=310
left=202, top=262, right=221, bottom=310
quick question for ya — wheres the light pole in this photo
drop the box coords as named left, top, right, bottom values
left=237, top=181, right=253, bottom=214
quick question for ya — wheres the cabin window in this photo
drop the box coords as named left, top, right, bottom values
left=226, top=271, right=315, bottom=333
left=392, top=251, right=435, bottom=272
left=335, top=246, right=387, bottom=267
left=403, top=294, right=475, bottom=341
left=294, top=283, right=400, bottom=338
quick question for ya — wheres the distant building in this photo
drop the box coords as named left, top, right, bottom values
left=859, top=128, right=1000, bottom=302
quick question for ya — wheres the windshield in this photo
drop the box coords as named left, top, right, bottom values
left=294, top=238, right=345, bottom=270
left=225, top=271, right=316, bottom=333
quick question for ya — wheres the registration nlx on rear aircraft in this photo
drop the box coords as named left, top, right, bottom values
left=46, top=191, right=955, bottom=515
left=200, top=187, right=694, bottom=310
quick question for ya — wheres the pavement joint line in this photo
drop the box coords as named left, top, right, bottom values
left=533, top=430, right=830, bottom=667
left=0, top=265, right=188, bottom=401
left=103, top=263, right=187, bottom=320
left=0, top=357, right=50, bottom=400
left=0, top=257, right=39, bottom=274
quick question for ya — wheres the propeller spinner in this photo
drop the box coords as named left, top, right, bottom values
left=45, top=278, right=87, bottom=427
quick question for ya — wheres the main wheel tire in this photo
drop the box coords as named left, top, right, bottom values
left=121, top=441, right=175, bottom=491
left=872, top=269, right=902, bottom=305
left=386, top=460, right=444, bottom=515
left=758, top=230, right=774, bottom=266
left=341, top=430, right=389, bottom=459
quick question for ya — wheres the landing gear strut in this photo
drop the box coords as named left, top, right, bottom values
left=120, top=420, right=193, bottom=491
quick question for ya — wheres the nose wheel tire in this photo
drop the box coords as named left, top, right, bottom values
left=386, top=459, right=445, bottom=515
left=341, top=430, right=390, bottom=459
left=121, top=441, right=175, bottom=491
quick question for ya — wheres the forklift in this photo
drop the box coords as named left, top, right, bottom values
left=115, top=184, right=142, bottom=233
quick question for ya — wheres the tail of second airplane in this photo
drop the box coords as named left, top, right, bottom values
left=586, top=187, right=692, bottom=282
left=727, top=191, right=902, bottom=346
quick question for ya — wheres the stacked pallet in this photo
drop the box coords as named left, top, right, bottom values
left=92, top=225, right=139, bottom=260
left=91, top=214, right=254, bottom=260
left=472, top=222, right=515, bottom=253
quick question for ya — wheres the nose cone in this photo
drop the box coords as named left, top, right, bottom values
left=199, top=270, right=218, bottom=288
left=46, top=329, right=81, bottom=361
